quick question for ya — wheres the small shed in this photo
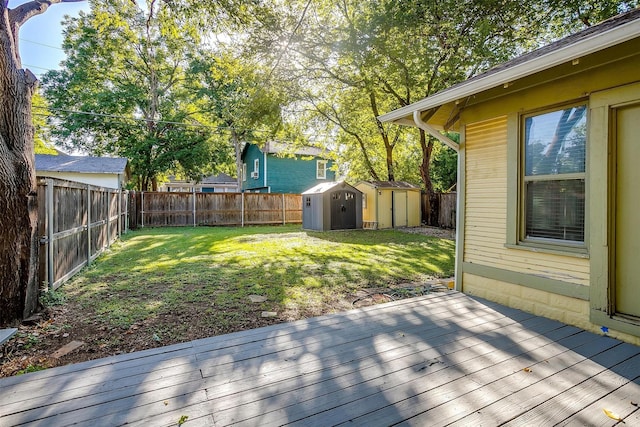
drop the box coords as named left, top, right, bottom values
left=302, top=181, right=363, bottom=231
left=356, top=181, right=421, bottom=229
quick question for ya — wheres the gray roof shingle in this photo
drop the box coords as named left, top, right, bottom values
left=35, top=154, right=128, bottom=174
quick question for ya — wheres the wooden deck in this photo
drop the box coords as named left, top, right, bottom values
left=1, top=291, right=640, bottom=426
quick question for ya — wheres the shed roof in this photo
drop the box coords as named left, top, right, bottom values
left=379, top=8, right=640, bottom=128
left=35, top=154, right=128, bottom=174
left=302, top=181, right=361, bottom=195
left=358, top=181, right=421, bottom=190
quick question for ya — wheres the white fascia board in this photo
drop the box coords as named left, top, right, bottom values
left=379, top=21, right=640, bottom=124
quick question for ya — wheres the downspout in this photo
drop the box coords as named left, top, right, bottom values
left=413, top=110, right=461, bottom=291
left=413, top=111, right=459, bottom=152
left=263, top=151, right=268, bottom=192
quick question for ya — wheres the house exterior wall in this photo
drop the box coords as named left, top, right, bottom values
left=36, top=171, right=122, bottom=189
left=266, top=155, right=335, bottom=194
left=458, top=49, right=640, bottom=344
left=241, top=144, right=335, bottom=193
left=241, top=144, right=266, bottom=192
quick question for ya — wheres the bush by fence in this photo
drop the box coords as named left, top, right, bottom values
left=38, top=178, right=128, bottom=291
left=129, top=191, right=302, bottom=228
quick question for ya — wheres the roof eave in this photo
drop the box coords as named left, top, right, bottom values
left=378, top=18, right=640, bottom=126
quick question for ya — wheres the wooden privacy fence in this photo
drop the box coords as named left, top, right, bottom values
left=129, top=191, right=302, bottom=228
left=421, top=191, right=457, bottom=229
left=438, top=192, right=457, bottom=229
left=38, top=178, right=128, bottom=291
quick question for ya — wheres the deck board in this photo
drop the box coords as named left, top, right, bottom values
left=1, top=292, right=639, bottom=427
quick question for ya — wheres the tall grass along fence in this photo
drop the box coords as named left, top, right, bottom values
left=38, top=178, right=128, bottom=291
left=129, top=191, right=302, bottom=229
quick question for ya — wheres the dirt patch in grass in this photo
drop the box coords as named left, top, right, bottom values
left=0, top=280, right=452, bottom=377
left=0, top=226, right=454, bottom=377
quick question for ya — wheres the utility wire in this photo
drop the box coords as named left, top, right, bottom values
left=20, top=38, right=64, bottom=50
left=32, top=107, right=273, bottom=135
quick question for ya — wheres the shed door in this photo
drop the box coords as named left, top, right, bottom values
left=393, top=191, right=408, bottom=228
left=331, top=191, right=356, bottom=230
left=614, top=102, right=640, bottom=318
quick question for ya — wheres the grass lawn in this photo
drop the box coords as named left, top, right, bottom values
left=1, top=225, right=454, bottom=376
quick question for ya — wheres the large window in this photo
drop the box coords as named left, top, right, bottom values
left=521, top=104, right=586, bottom=245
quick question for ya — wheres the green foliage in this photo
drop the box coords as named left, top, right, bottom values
left=16, top=364, right=46, bottom=375
left=40, top=289, right=66, bottom=307
left=32, top=90, right=57, bottom=155
left=41, top=1, right=231, bottom=190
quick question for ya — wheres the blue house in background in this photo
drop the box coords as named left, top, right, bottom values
left=240, top=141, right=335, bottom=193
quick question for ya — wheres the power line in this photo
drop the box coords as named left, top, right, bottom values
left=32, top=106, right=273, bottom=135
left=23, top=64, right=53, bottom=71
left=20, top=38, right=64, bottom=51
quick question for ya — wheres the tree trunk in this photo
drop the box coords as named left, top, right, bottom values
left=0, top=7, right=39, bottom=324
left=419, top=130, right=435, bottom=225
left=230, top=127, right=243, bottom=190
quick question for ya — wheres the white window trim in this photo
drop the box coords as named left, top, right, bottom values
left=242, top=163, right=247, bottom=182
left=317, top=160, right=327, bottom=179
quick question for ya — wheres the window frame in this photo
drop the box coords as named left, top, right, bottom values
left=242, top=163, right=247, bottom=182
left=506, top=100, right=589, bottom=256
left=316, top=160, right=327, bottom=179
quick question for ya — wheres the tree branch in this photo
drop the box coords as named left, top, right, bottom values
left=9, top=0, right=85, bottom=28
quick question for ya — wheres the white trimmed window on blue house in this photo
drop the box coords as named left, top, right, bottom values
left=253, top=159, right=259, bottom=179
left=316, top=160, right=327, bottom=179
left=242, top=163, right=247, bottom=182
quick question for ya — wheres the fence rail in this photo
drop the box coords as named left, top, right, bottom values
left=37, top=178, right=128, bottom=291
left=129, top=191, right=302, bottom=228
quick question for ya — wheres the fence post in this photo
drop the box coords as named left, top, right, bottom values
left=125, top=191, right=129, bottom=232
left=46, top=179, right=54, bottom=291
left=87, top=184, right=92, bottom=266
left=141, top=191, right=145, bottom=228
left=282, top=193, right=286, bottom=225
left=117, top=188, right=122, bottom=237
left=192, top=187, right=197, bottom=227
left=106, top=189, right=111, bottom=248
left=241, top=192, right=245, bottom=227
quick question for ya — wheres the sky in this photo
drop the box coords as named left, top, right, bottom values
left=17, top=1, right=90, bottom=78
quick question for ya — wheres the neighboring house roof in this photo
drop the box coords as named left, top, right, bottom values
left=358, top=181, right=421, bottom=190
left=242, top=141, right=331, bottom=158
left=201, top=173, right=236, bottom=184
left=379, top=8, right=640, bottom=127
left=35, top=154, right=128, bottom=174
left=166, top=173, right=237, bottom=185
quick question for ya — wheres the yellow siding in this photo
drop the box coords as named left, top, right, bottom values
left=463, top=117, right=590, bottom=285
left=358, top=184, right=377, bottom=223
left=407, top=191, right=421, bottom=227
left=377, top=191, right=393, bottom=229
left=463, top=273, right=640, bottom=346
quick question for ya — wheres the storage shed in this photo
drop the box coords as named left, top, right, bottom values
left=302, top=181, right=362, bottom=231
left=356, top=181, right=421, bottom=229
